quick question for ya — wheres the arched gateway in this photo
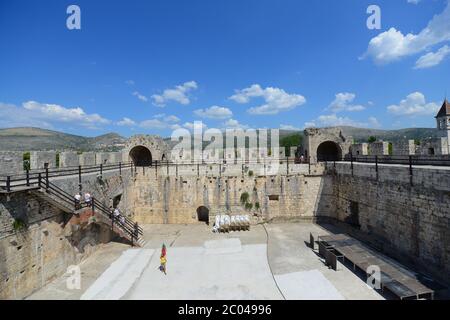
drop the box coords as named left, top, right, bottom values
left=129, top=146, right=152, bottom=166
left=124, top=134, right=169, bottom=166
left=317, top=141, right=342, bottom=161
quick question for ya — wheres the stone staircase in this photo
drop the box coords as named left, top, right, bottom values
left=35, top=180, right=145, bottom=247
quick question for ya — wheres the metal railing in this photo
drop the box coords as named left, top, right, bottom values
left=43, top=180, right=143, bottom=245
left=342, top=154, right=450, bottom=167
left=0, top=161, right=134, bottom=192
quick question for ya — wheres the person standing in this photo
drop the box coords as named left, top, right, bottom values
left=74, top=193, right=81, bottom=210
left=159, top=254, right=167, bottom=275
left=84, top=192, right=92, bottom=206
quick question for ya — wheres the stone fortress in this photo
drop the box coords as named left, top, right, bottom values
left=0, top=100, right=449, bottom=299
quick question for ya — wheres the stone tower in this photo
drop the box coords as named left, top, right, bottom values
left=435, top=99, right=450, bottom=153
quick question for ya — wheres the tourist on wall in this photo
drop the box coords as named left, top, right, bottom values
left=74, top=193, right=81, bottom=210
left=84, top=192, right=92, bottom=206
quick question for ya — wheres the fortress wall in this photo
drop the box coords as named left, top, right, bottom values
left=368, top=141, right=389, bottom=156
left=95, top=152, right=110, bottom=165
left=392, top=140, right=415, bottom=155
left=79, top=152, right=96, bottom=166
left=124, top=163, right=327, bottom=225
left=0, top=191, right=113, bottom=299
left=30, top=151, right=57, bottom=169
left=0, top=167, right=133, bottom=299
left=350, top=143, right=368, bottom=156
left=327, top=162, right=450, bottom=285
left=0, top=152, right=23, bottom=176
left=59, top=152, right=80, bottom=168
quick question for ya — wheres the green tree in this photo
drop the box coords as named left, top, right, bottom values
left=23, top=152, right=30, bottom=171
left=368, top=136, right=377, bottom=143
left=280, top=133, right=302, bottom=156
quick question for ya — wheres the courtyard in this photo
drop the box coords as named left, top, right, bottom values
left=28, top=223, right=384, bottom=300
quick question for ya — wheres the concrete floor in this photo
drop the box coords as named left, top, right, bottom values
left=28, top=223, right=384, bottom=300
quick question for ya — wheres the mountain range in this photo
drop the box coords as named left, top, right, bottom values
left=0, top=126, right=442, bottom=151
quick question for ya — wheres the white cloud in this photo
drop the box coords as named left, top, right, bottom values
left=407, top=0, right=420, bottom=4
left=368, top=116, right=381, bottom=128
left=139, top=119, right=169, bottom=129
left=0, top=101, right=111, bottom=130
left=280, top=124, right=301, bottom=131
left=116, top=114, right=180, bottom=130
left=132, top=91, right=148, bottom=102
left=125, top=80, right=135, bottom=86
left=21, top=101, right=110, bottom=127
left=328, top=93, right=365, bottom=112
left=414, top=45, right=450, bottom=69
left=304, top=121, right=317, bottom=128
left=151, top=81, right=198, bottom=107
left=164, top=115, right=180, bottom=123
left=316, top=114, right=364, bottom=127
left=305, top=114, right=381, bottom=129
left=387, top=92, right=439, bottom=116
left=363, top=2, right=450, bottom=64
left=229, top=84, right=306, bottom=115
left=183, top=121, right=208, bottom=131
left=194, top=106, right=233, bottom=119
left=222, top=118, right=249, bottom=130
left=117, top=117, right=136, bottom=126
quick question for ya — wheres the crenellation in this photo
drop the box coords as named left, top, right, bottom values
left=30, top=151, right=57, bottom=169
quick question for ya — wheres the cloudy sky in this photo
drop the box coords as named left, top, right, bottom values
left=0, top=0, right=449, bottom=137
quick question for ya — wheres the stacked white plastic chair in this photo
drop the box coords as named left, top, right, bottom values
left=213, top=214, right=250, bottom=233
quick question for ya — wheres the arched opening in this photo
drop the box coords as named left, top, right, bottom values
left=113, top=194, right=122, bottom=208
left=129, top=145, right=152, bottom=166
left=196, top=206, right=209, bottom=225
left=317, top=141, right=341, bottom=161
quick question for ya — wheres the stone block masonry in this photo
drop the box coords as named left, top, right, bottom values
left=392, top=140, right=415, bottom=156
left=59, top=151, right=80, bottom=168
left=30, top=151, right=57, bottom=169
left=124, top=163, right=327, bottom=224
left=350, top=143, right=368, bottom=156
left=327, top=162, right=450, bottom=286
left=0, top=151, right=23, bottom=176
left=95, top=152, right=110, bottom=165
left=368, top=141, right=389, bottom=156
left=79, top=152, right=96, bottom=166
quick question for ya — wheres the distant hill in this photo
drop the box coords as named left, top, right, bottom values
left=0, top=127, right=126, bottom=151
left=0, top=126, right=441, bottom=152
left=336, top=126, right=440, bottom=143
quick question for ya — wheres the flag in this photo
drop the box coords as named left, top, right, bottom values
left=161, top=243, right=166, bottom=257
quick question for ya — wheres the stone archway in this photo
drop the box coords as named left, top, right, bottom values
left=129, top=146, right=152, bottom=166
left=196, top=206, right=209, bottom=225
left=317, top=141, right=342, bottom=161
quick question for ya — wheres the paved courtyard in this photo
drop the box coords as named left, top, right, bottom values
left=28, top=223, right=383, bottom=300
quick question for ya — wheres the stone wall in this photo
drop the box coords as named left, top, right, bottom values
left=123, top=163, right=326, bottom=224
left=0, top=192, right=113, bottom=299
left=303, top=127, right=352, bottom=163
left=326, top=162, right=450, bottom=286
left=30, top=151, right=57, bottom=169
left=0, top=152, right=23, bottom=176
left=79, top=152, right=96, bottom=166
left=368, top=141, right=389, bottom=156
left=350, top=143, right=368, bottom=156
left=416, top=137, right=449, bottom=155
left=59, top=152, right=80, bottom=168
left=392, top=140, right=415, bottom=156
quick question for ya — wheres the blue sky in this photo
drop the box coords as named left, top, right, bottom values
left=0, top=0, right=449, bottom=137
